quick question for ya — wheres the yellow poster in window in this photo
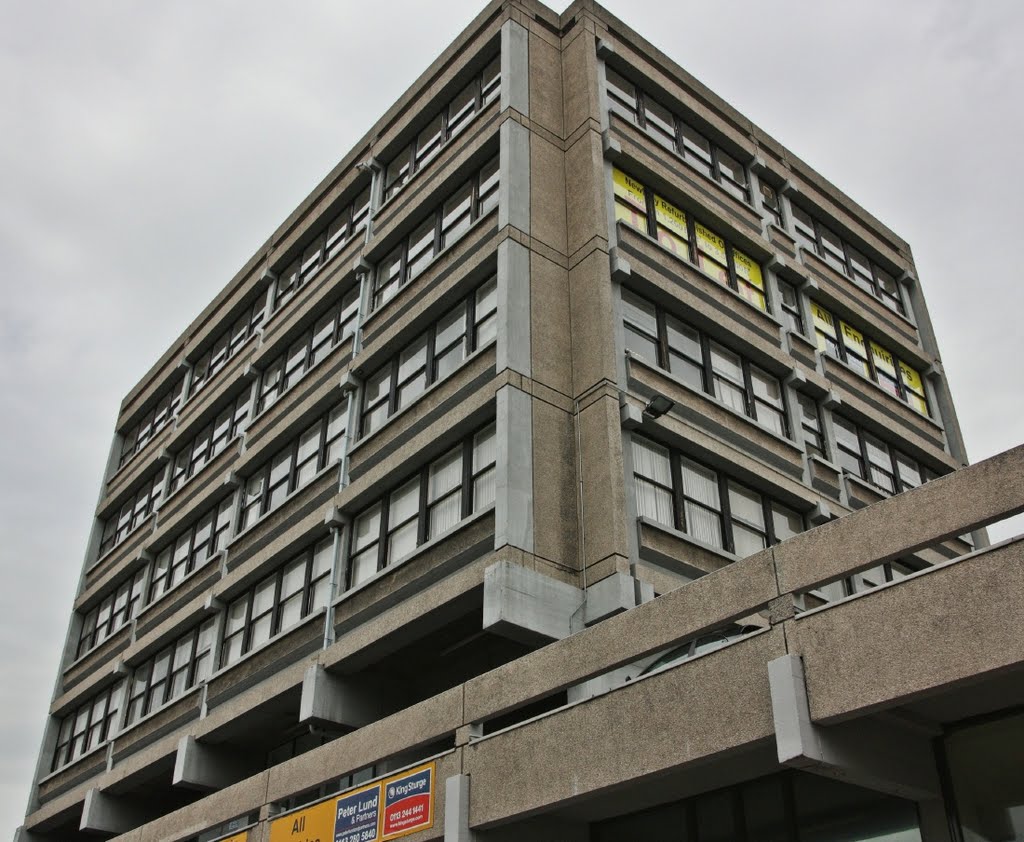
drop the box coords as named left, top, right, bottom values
left=810, top=302, right=835, bottom=337
left=899, top=361, right=929, bottom=415
left=269, top=799, right=336, bottom=842
left=732, top=249, right=764, bottom=289
left=694, top=223, right=727, bottom=265
left=654, top=195, right=688, bottom=257
left=869, top=341, right=896, bottom=376
left=654, top=196, right=687, bottom=238
left=612, top=168, right=646, bottom=209
left=219, top=834, right=248, bottom=842
left=839, top=321, right=866, bottom=356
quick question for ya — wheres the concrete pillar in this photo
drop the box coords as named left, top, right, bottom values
left=444, top=774, right=476, bottom=842
left=499, top=120, right=530, bottom=235
left=496, top=239, right=531, bottom=378
left=495, top=385, right=534, bottom=554
left=500, top=21, right=529, bottom=117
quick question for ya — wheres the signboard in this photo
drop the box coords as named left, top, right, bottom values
left=219, top=834, right=248, bottom=842
left=381, top=765, right=434, bottom=840
left=653, top=196, right=688, bottom=256
left=334, top=783, right=382, bottom=842
left=269, top=799, right=336, bottom=842
left=269, top=762, right=435, bottom=842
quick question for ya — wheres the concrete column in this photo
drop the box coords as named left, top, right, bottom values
left=444, top=774, right=476, bottom=842
left=496, top=239, right=531, bottom=378
left=499, top=119, right=530, bottom=235
left=500, top=21, right=529, bottom=117
left=495, top=385, right=534, bottom=554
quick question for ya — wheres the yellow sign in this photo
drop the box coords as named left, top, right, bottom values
left=654, top=195, right=688, bottom=256
left=612, top=168, right=645, bottom=209
left=269, top=798, right=336, bottom=842
left=732, top=249, right=763, bottom=289
left=219, top=834, right=248, bottom=842
left=694, top=223, right=727, bottom=265
left=869, top=341, right=896, bottom=376
left=899, top=361, right=929, bottom=415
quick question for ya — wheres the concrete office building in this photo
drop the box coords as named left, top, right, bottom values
left=16, top=1, right=1024, bottom=840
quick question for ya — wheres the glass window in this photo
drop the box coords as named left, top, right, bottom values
left=632, top=437, right=673, bottom=527
left=605, top=67, right=638, bottom=122
left=428, top=447, right=463, bottom=537
left=680, top=457, right=722, bottom=548
left=643, top=96, right=676, bottom=150
left=441, top=181, right=474, bottom=246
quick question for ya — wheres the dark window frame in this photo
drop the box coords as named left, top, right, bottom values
left=604, top=67, right=751, bottom=204
left=622, top=290, right=788, bottom=437
left=347, top=424, right=496, bottom=589
left=810, top=299, right=929, bottom=417
left=220, top=537, right=334, bottom=668
left=271, top=185, right=372, bottom=314
left=360, top=278, right=497, bottom=438
left=188, top=295, right=268, bottom=400
left=148, top=494, right=235, bottom=603
left=51, top=681, right=124, bottom=772
left=76, top=568, right=146, bottom=659
left=125, top=618, right=216, bottom=726
left=383, top=55, right=500, bottom=202
left=257, top=285, right=360, bottom=415
left=832, top=414, right=937, bottom=496
left=117, top=377, right=185, bottom=470
left=632, top=434, right=804, bottom=556
left=612, top=168, right=768, bottom=312
left=372, top=158, right=499, bottom=310
left=792, top=202, right=906, bottom=316
left=98, top=471, right=164, bottom=558
left=239, top=401, right=348, bottom=531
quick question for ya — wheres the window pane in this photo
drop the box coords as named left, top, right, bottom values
left=415, top=115, right=443, bottom=170
left=681, top=458, right=720, bottom=509
left=406, top=216, right=436, bottom=281
left=771, top=503, right=803, bottom=543
left=441, top=182, right=473, bottom=245
left=728, top=482, right=765, bottom=529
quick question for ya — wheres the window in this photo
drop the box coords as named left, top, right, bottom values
left=169, top=391, right=251, bottom=494
left=257, top=286, right=360, bottom=413
left=810, top=300, right=929, bottom=416
left=347, top=424, right=496, bottom=589
left=384, top=56, right=500, bottom=200
left=792, top=202, right=906, bottom=315
left=220, top=537, right=334, bottom=667
left=759, top=181, right=784, bottom=228
left=272, top=186, right=371, bottom=312
left=76, top=568, right=146, bottom=659
left=622, top=290, right=787, bottom=436
left=632, top=435, right=803, bottom=555
left=605, top=70, right=750, bottom=202
left=149, top=495, right=235, bottom=603
left=240, top=401, right=348, bottom=530
left=51, top=680, right=125, bottom=771
left=117, top=377, right=185, bottom=469
left=188, top=295, right=267, bottom=399
left=833, top=414, right=937, bottom=495
left=372, top=157, right=499, bottom=309
left=795, top=393, right=827, bottom=460
left=98, top=471, right=164, bottom=558
left=613, top=168, right=767, bottom=311
left=124, top=618, right=216, bottom=726
left=361, top=278, right=496, bottom=437
left=777, top=280, right=803, bottom=334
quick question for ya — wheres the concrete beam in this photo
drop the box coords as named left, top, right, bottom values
left=483, top=561, right=583, bottom=645
left=496, top=239, right=531, bottom=378
left=498, top=120, right=530, bottom=233
left=173, top=735, right=253, bottom=792
left=768, top=654, right=940, bottom=800
left=500, top=20, right=529, bottom=116
left=495, top=386, right=534, bottom=553
left=582, top=572, right=640, bottom=626
left=80, top=788, right=149, bottom=835
left=298, top=664, right=386, bottom=729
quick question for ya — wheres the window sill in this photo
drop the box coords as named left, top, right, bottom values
left=636, top=515, right=740, bottom=576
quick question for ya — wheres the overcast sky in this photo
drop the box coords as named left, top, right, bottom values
left=2, top=0, right=1023, bottom=835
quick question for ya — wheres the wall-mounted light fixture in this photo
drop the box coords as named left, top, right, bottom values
left=643, top=395, right=675, bottom=419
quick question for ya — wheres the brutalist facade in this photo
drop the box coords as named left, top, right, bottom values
left=17, top=2, right=1024, bottom=841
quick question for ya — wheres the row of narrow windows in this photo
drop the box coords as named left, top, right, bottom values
left=59, top=424, right=496, bottom=773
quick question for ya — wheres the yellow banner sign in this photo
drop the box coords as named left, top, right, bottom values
left=269, top=798, right=336, bottom=842
left=612, top=168, right=646, bottom=209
